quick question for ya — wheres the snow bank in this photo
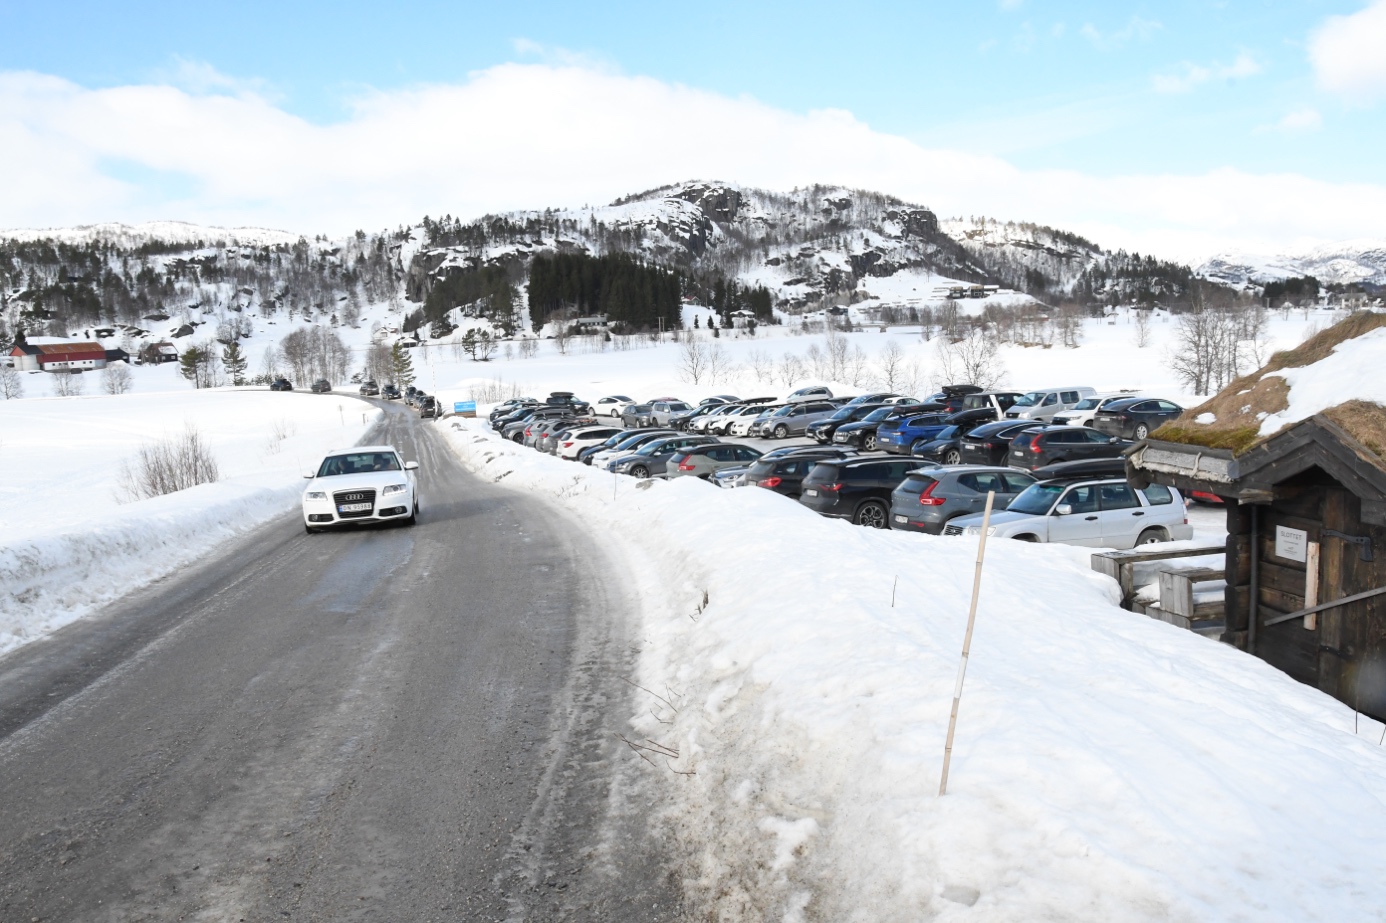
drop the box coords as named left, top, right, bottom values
left=0, top=389, right=380, bottom=653
left=1260, top=325, right=1386, bottom=435
left=444, top=419, right=1386, bottom=922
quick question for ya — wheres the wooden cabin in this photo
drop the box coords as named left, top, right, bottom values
left=1128, top=313, right=1386, bottom=719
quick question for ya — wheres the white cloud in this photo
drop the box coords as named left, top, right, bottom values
left=1079, top=16, right=1162, bottom=50
left=1153, top=52, right=1262, bottom=93
left=1, top=63, right=1382, bottom=262
left=1310, top=0, right=1386, bottom=102
left=1277, top=108, right=1323, bottom=132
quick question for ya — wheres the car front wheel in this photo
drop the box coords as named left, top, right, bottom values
left=943, top=449, right=961, bottom=465
left=854, top=500, right=888, bottom=529
left=863, top=434, right=877, bottom=450
left=631, top=464, right=650, bottom=479
left=774, top=423, right=789, bottom=439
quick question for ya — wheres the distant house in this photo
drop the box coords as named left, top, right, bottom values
left=139, top=341, right=179, bottom=364
left=9, top=338, right=108, bottom=372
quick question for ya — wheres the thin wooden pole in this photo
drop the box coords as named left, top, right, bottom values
left=939, top=490, right=996, bottom=797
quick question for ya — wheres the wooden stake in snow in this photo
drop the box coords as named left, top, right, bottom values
left=939, top=490, right=996, bottom=797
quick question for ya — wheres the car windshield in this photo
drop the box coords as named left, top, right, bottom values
left=317, top=452, right=401, bottom=476
left=636, top=441, right=669, bottom=456
left=932, top=426, right=960, bottom=440
left=1011, top=391, right=1045, bottom=408
left=863, top=408, right=894, bottom=423
left=827, top=407, right=856, bottom=421
left=1007, top=482, right=1065, bottom=515
left=1071, top=397, right=1101, bottom=410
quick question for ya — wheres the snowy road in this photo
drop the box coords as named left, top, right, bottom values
left=0, top=401, right=685, bottom=922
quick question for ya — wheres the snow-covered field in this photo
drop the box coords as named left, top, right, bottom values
left=0, top=388, right=378, bottom=653
left=444, top=417, right=1386, bottom=923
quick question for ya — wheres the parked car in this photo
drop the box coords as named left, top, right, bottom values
left=744, top=447, right=854, bottom=497
left=556, top=425, right=624, bottom=460
left=545, top=391, right=591, bottom=414
left=1003, top=387, right=1097, bottom=422
left=648, top=400, right=694, bottom=427
left=757, top=400, right=838, bottom=438
left=577, top=429, right=642, bottom=464
left=609, top=435, right=719, bottom=478
left=702, top=394, right=741, bottom=405
left=668, top=443, right=764, bottom=479
left=270, top=378, right=293, bottom=392
left=959, top=390, right=1024, bottom=417
left=729, top=404, right=786, bottom=437
left=889, top=466, right=1037, bottom=534
left=843, top=392, right=903, bottom=406
left=418, top=396, right=443, bottom=419
left=359, top=380, right=380, bottom=396
left=688, top=403, right=741, bottom=433
left=875, top=412, right=951, bottom=455
left=832, top=405, right=933, bottom=450
left=908, top=425, right=971, bottom=465
left=620, top=403, right=653, bottom=428
left=945, top=477, right=1193, bottom=548
left=589, top=430, right=678, bottom=469
left=1092, top=397, right=1185, bottom=441
left=404, top=386, right=421, bottom=406
left=1050, top=392, right=1141, bottom=427
left=595, top=394, right=635, bottom=417
left=528, top=416, right=577, bottom=450
left=798, top=456, right=923, bottom=528
left=488, top=396, right=536, bottom=420
left=1008, top=426, right=1130, bottom=471
left=503, top=407, right=572, bottom=442
left=380, top=383, right=402, bottom=400
left=923, top=384, right=983, bottom=413
left=958, top=419, right=1047, bottom=466
left=807, top=403, right=889, bottom=444
left=787, top=385, right=834, bottom=403
left=301, top=445, right=419, bottom=533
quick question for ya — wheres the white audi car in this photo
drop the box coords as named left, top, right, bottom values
left=302, top=445, right=419, bottom=533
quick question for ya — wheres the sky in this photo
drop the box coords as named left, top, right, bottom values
left=2, top=0, right=1384, bottom=261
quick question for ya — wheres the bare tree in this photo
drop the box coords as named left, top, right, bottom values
left=679, top=335, right=709, bottom=384
left=102, top=362, right=133, bottom=395
left=51, top=371, right=86, bottom=397
left=705, top=343, right=732, bottom=383
left=1133, top=309, right=1153, bottom=348
left=0, top=366, right=23, bottom=400
left=776, top=352, right=806, bottom=388
left=843, top=344, right=872, bottom=387
left=746, top=348, right=774, bottom=385
left=1055, top=304, right=1085, bottom=349
left=518, top=337, right=540, bottom=359
left=366, top=343, right=393, bottom=383
left=935, top=327, right=1005, bottom=389
left=117, top=424, right=220, bottom=501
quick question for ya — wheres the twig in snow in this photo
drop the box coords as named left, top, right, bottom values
left=622, top=677, right=679, bottom=713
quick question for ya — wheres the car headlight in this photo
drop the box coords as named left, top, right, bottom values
left=381, top=483, right=408, bottom=495
left=305, top=491, right=327, bottom=500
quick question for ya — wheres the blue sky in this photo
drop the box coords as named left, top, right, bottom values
left=2, top=1, right=1384, bottom=257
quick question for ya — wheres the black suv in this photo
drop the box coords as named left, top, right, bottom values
left=545, top=391, right=591, bottom=414
left=807, top=402, right=889, bottom=444
left=958, top=419, right=1041, bottom=466
left=799, top=457, right=922, bottom=528
left=744, top=447, right=854, bottom=498
left=359, top=380, right=380, bottom=396
left=380, top=383, right=402, bottom=400
left=418, top=396, right=441, bottom=419
left=1008, top=426, right=1130, bottom=471
left=1092, top=397, right=1184, bottom=440
left=269, top=378, right=293, bottom=392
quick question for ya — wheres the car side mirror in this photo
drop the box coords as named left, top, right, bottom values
left=303, top=471, right=315, bottom=479
left=404, top=461, right=419, bottom=470
left=1109, top=436, right=1120, bottom=443
left=1055, top=504, right=1073, bottom=516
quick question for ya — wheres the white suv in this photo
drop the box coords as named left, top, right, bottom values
left=302, top=445, right=419, bottom=533
left=944, top=477, right=1192, bottom=548
left=1051, top=392, right=1142, bottom=428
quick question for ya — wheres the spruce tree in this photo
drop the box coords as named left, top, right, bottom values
left=390, top=342, right=416, bottom=387
left=222, top=340, right=248, bottom=386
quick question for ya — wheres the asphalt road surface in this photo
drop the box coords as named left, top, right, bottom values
left=0, top=401, right=687, bottom=922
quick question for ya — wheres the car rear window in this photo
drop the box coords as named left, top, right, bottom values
left=898, top=474, right=938, bottom=493
left=1142, top=484, right=1174, bottom=505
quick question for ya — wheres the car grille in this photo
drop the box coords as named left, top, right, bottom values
left=943, top=523, right=966, bottom=537
left=333, top=489, right=377, bottom=518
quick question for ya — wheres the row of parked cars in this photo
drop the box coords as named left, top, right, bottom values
left=486, top=388, right=1195, bottom=549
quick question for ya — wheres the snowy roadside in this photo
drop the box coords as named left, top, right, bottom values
left=444, top=418, right=1386, bottom=923
left=0, top=390, right=380, bottom=654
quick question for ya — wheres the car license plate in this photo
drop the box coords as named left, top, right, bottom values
left=338, top=502, right=371, bottom=512
left=894, top=515, right=907, bottom=523
left=805, top=489, right=819, bottom=496
left=1013, top=451, right=1024, bottom=458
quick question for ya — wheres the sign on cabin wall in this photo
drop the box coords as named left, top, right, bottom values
left=1276, top=525, right=1308, bottom=563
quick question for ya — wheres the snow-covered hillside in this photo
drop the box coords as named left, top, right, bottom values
left=1199, top=239, right=1386, bottom=288
left=0, top=221, right=303, bottom=249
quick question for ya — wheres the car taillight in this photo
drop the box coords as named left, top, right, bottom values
left=1031, top=439, right=1043, bottom=452
left=563, top=441, right=574, bottom=448
left=678, top=462, right=696, bottom=470
left=762, top=476, right=782, bottom=488
left=918, top=482, right=945, bottom=506
left=525, top=428, right=533, bottom=437
left=821, top=482, right=843, bottom=492
left=984, top=442, right=999, bottom=448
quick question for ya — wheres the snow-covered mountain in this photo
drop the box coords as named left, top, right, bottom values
left=1198, top=240, right=1386, bottom=288
left=0, top=221, right=302, bottom=249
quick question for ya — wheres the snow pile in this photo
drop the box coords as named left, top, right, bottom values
left=1260, top=325, right=1386, bottom=436
left=445, top=418, right=1386, bottom=922
left=0, top=389, right=379, bottom=653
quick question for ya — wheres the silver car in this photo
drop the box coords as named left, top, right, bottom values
left=667, top=444, right=764, bottom=479
left=757, top=400, right=838, bottom=439
left=944, top=477, right=1193, bottom=547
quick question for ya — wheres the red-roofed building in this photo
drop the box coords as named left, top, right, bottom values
left=9, top=340, right=109, bottom=372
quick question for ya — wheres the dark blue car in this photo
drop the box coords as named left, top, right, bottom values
left=876, top=413, right=950, bottom=455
